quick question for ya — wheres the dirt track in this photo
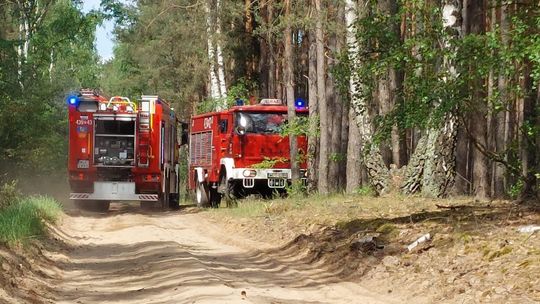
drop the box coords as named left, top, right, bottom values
left=50, top=202, right=399, bottom=304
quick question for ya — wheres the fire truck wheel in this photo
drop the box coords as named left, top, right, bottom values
left=140, top=201, right=156, bottom=210
left=74, top=200, right=110, bottom=212
left=196, top=182, right=210, bottom=208
left=169, top=193, right=180, bottom=210
left=209, top=188, right=221, bottom=208
left=92, top=200, right=110, bottom=212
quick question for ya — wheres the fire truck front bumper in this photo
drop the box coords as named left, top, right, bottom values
left=230, top=168, right=308, bottom=189
left=70, top=182, right=159, bottom=201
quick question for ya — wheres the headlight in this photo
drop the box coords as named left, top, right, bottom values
left=243, top=170, right=256, bottom=177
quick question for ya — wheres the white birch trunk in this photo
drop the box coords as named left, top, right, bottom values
left=17, top=21, right=24, bottom=85
left=345, top=0, right=390, bottom=194
left=402, top=1, right=460, bottom=197
left=205, top=1, right=220, bottom=101
left=215, top=0, right=227, bottom=99
left=49, top=49, right=54, bottom=82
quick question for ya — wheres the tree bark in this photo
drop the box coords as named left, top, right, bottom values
left=346, top=105, right=363, bottom=193
left=401, top=0, right=461, bottom=197
left=376, top=0, right=405, bottom=168
left=215, top=0, right=227, bottom=100
left=205, top=0, right=220, bottom=100
left=519, top=62, right=539, bottom=201
left=307, top=30, right=319, bottom=191
left=327, top=15, right=342, bottom=191
left=284, top=0, right=299, bottom=181
left=315, top=0, right=329, bottom=194
left=346, top=0, right=390, bottom=194
left=467, top=0, right=490, bottom=200
left=493, top=3, right=508, bottom=197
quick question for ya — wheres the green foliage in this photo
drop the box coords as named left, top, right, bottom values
left=195, top=78, right=258, bottom=114
left=508, top=180, right=524, bottom=200
left=226, top=78, right=258, bottom=105
left=356, top=186, right=375, bottom=197
left=0, top=1, right=101, bottom=176
left=196, top=98, right=225, bottom=114
left=101, top=0, right=209, bottom=118
left=251, top=157, right=287, bottom=169
left=280, top=116, right=311, bottom=137
left=329, top=153, right=345, bottom=163
left=0, top=195, right=62, bottom=247
left=285, top=180, right=307, bottom=198
left=0, top=181, right=21, bottom=211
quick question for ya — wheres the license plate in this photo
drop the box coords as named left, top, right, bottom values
left=268, top=172, right=288, bottom=178
left=77, top=160, right=89, bottom=169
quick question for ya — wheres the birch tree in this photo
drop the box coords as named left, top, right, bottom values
left=346, top=0, right=390, bottom=194
left=205, top=0, right=227, bottom=108
left=205, top=0, right=220, bottom=100
left=401, top=0, right=461, bottom=197
left=345, top=0, right=362, bottom=193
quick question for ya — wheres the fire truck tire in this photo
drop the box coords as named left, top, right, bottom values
left=140, top=201, right=156, bottom=210
left=169, top=193, right=180, bottom=210
left=196, top=181, right=210, bottom=208
left=92, top=201, right=110, bottom=212
left=220, top=178, right=239, bottom=208
left=209, top=187, right=221, bottom=208
left=74, top=200, right=110, bottom=212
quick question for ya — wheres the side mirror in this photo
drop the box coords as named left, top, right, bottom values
left=180, top=122, right=189, bottom=145
left=236, top=126, right=246, bottom=136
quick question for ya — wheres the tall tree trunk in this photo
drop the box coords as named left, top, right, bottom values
left=284, top=0, right=299, bottom=182
left=401, top=0, right=461, bottom=197
left=327, top=17, right=342, bottom=192
left=345, top=0, right=362, bottom=193
left=520, top=64, right=539, bottom=201
left=467, top=0, right=490, bottom=200
left=307, top=30, right=319, bottom=191
left=377, top=0, right=405, bottom=168
left=346, top=105, right=363, bottom=193
left=215, top=0, right=227, bottom=99
left=346, top=0, right=390, bottom=194
left=493, top=3, right=508, bottom=197
left=205, top=0, right=220, bottom=100
left=315, top=0, right=329, bottom=194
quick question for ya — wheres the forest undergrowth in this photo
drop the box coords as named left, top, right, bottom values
left=207, top=194, right=540, bottom=303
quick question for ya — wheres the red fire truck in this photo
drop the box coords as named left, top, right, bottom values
left=68, top=90, right=181, bottom=211
left=188, top=99, right=308, bottom=207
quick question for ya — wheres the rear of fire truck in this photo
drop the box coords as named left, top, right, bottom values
left=68, top=90, right=180, bottom=211
left=189, top=98, right=308, bottom=207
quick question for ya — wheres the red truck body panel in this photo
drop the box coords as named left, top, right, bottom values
left=188, top=104, right=308, bottom=192
left=68, top=91, right=179, bottom=203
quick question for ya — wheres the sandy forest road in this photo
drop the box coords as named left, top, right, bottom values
left=52, top=203, right=399, bottom=304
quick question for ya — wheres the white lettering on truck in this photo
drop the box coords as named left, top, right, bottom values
left=203, top=117, right=213, bottom=129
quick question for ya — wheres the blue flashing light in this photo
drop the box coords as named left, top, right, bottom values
left=295, top=97, right=306, bottom=109
left=67, top=95, right=78, bottom=105
left=235, top=98, right=244, bottom=106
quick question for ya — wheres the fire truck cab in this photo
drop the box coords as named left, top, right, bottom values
left=188, top=99, right=308, bottom=207
left=68, top=90, right=181, bottom=211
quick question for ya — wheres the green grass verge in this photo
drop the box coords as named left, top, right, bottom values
left=0, top=196, right=62, bottom=246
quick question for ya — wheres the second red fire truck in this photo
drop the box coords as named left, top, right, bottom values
left=68, top=90, right=182, bottom=211
left=188, top=99, right=309, bottom=207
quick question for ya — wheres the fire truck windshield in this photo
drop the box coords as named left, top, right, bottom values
left=235, top=112, right=306, bottom=134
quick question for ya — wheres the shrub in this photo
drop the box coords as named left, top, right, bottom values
left=0, top=180, right=21, bottom=211
left=0, top=195, right=62, bottom=246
